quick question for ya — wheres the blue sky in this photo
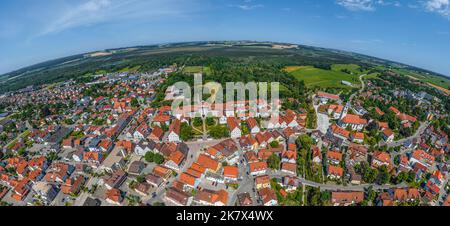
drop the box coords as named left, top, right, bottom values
left=1, top=0, right=450, bottom=76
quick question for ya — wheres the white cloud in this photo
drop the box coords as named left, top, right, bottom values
left=37, top=0, right=198, bottom=36
left=39, top=0, right=114, bottom=35
left=336, top=0, right=376, bottom=11
left=336, top=0, right=402, bottom=11
left=230, top=0, right=264, bottom=11
left=230, top=4, right=264, bottom=10
left=238, top=4, right=264, bottom=10
left=424, top=0, right=450, bottom=19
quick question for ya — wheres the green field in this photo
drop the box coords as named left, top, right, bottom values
left=183, top=66, right=212, bottom=75
left=392, top=68, right=450, bottom=90
left=119, top=65, right=141, bottom=73
left=374, top=65, right=450, bottom=90
left=364, top=73, right=380, bottom=80
left=331, top=64, right=362, bottom=74
left=286, top=65, right=361, bottom=89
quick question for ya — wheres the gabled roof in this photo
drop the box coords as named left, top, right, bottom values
left=246, top=117, right=259, bottom=129
left=281, top=162, right=296, bottom=173
left=411, top=149, right=435, bottom=165
left=195, top=189, right=228, bottom=205
left=330, top=124, right=350, bottom=138
left=326, top=151, right=343, bottom=161
left=341, top=114, right=367, bottom=125
left=169, top=119, right=181, bottom=136
left=196, top=154, right=219, bottom=171
left=373, top=151, right=391, bottom=164
left=258, top=188, right=277, bottom=204
left=389, top=106, right=400, bottom=115
left=255, top=175, right=270, bottom=185
left=383, top=128, right=394, bottom=137
left=168, top=150, right=185, bottom=166
left=331, top=191, right=364, bottom=204
left=149, top=126, right=164, bottom=140
left=317, top=92, right=340, bottom=100
left=180, top=172, right=197, bottom=186
left=328, top=165, right=344, bottom=176
left=249, top=161, right=268, bottom=173
left=227, top=117, right=240, bottom=131
left=223, top=166, right=239, bottom=179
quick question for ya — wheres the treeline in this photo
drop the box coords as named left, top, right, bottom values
left=0, top=44, right=372, bottom=94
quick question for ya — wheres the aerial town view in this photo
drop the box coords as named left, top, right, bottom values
left=0, top=0, right=449, bottom=211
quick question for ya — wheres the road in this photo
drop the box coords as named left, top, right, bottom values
left=381, top=122, right=429, bottom=149
left=436, top=177, right=449, bottom=206
left=269, top=171, right=408, bottom=192
left=229, top=153, right=259, bottom=206
left=348, top=74, right=367, bottom=104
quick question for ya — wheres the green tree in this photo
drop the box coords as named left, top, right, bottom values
left=180, top=123, right=193, bottom=141
left=144, top=152, right=155, bottom=163
left=153, top=153, right=165, bottom=164
left=377, top=165, right=390, bottom=185
left=267, top=154, right=281, bottom=170
left=130, top=98, right=139, bottom=107
left=208, top=125, right=229, bottom=139
left=193, top=117, right=203, bottom=127
left=297, top=134, right=313, bottom=150
left=206, top=117, right=215, bottom=126
left=270, top=140, right=279, bottom=148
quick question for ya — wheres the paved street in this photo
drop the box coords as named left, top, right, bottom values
left=270, top=171, right=409, bottom=192
left=383, top=122, right=429, bottom=149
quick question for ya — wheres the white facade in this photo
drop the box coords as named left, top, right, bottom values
left=168, top=131, right=180, bottom=142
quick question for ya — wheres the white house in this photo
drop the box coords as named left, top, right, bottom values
left=382, top=129, right=395, bottom=143
left=246, top=118, right=260, bottom=134
left=168, top=119, right=181, bottom=142
left=227, top=117, right=242, bottom=139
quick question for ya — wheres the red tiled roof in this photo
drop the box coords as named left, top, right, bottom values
left=196, top=154, right=219, bottom=171
left=223, top=166, right=239, bottom=179
left=341, top=114, right=367, bottom=125
left=328, top=165, right=343, bottom=177
left=169, top=119, right=181, bottom=136
left=227, top=117, right=240, bottom=131
left=327, top=151, right=343, bottom=161
left=389, top=106, right=400, bottom=115
left=373, top=151, right=391, bottom=165
left=317, top=92, right=340, bottom=100
left=249, top=161, right=268, bottom=173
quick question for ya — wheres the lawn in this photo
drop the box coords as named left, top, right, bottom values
left=286, top=65, right=361, bottom=89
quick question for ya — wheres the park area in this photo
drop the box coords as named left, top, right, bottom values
left=284, top=64, right=362, bottom=89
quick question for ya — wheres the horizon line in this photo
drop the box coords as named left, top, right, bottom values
left=1, top=40, right=449, bottom=79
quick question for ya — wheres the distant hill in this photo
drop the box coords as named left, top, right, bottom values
left=1, top=41, right=449, bottom=93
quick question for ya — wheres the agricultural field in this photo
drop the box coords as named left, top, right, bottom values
left=285, top=65, right=361, bottom=89
left=118, top=65, right=141, bottom=73
left=182, top=66, right=212, bottom=75
left=376, top=65, right=450, bottom=91
left=331, top=64, right=363, bottom=74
